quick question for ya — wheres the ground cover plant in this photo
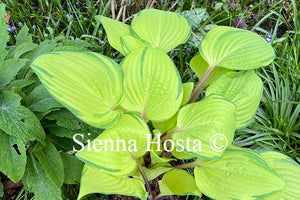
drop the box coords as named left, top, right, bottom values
left=0, top=1, right=299, bottom=200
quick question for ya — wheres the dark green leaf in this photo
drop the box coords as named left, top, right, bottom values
left=60, top=152, right=84, bottom=184
left=0, top=4, right=9, bottom=53
left=0, top=130, right=26, bottom=182
left=16, top=25, right=32, bottom=46
left=0, top=59, right=26, bottom=87
left=28, top=84, right=62, bottom=113
left=0, top=91, right=45, bottom=144
left=33, top=140, right=64, bottom=188
left=0, top=181, right=3, bottom=197
left=23, top=151, right=62, bottom=200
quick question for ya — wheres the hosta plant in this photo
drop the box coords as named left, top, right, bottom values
left=30, top=9, right=300, bottom=200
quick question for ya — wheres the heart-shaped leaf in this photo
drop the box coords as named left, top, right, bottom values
left=142, top=163, right=173, bottom=181
left=162, top=169, right=202, bottom=197
left=31, top=51, right=124, bottom=129
left=131, top=9, right=191, bottom=53
left=194, top=147, right=285, bottom=200
left=121, top=47, right=183, bottom=122
left=76, top=114, right=150, bottom=176
left=260, top=151, right=300, bottom=199
left=121, top=36, right=149, bottom=56
left=78, top=165, right=147, bottom=200
left=190, top=54, right=230, bottom=87
left=172, top=94, right=236, bottom=159
left=206, top=70, right=263, bottom=129
left=199, top=26, right=275, bottom=69
left=95, top=16, right=133, bottom=55
left=181, top=82, right=194, bottom=106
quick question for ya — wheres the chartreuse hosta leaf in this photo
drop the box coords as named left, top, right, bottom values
left=150, top=130, right=175, bottom=164
left=190, top=54, right=230, bottom=87
left=194, top=148, right=285, bottom=200
left=78, top=165, right=147, bottom=200
left=199, top=26, right=274, bottom=69
left=181, top=82, right=194, bottom=106
left=31, top=51, right=123, bottom=129
left=153, top=82, right=193, bottom=133
left=206, top=70, right=263, bottom=129
left=171, top=148, right=195, bottom=160
left=95, top=15, right=133, bottom=55
left=161, top=169, right=202, bottom=197
left=121, top=47, right=183, bottom=122
left=76, top=114, right=150, bottom=176
left=142, top=163, right=172, bottom=181
left=259, top=151, right=300, bottom=199
left=121, top=36, right=149, bottom=56
left=172, top=94, right=236, bottom=159
left=131, top=9, right=191, bottom=53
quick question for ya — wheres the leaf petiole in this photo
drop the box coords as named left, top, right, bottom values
left=188, top=65, right=215, bottom=103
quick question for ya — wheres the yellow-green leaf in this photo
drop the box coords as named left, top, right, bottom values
left=206, top=70, right=263, bottom=129
left=194, top=148, right=285, bottom=200
left=95, top=16, right=133, bottom=55
left=121, top=36, right=149, bottom=56
left=76, top=114, right=150, bottom=176
left=78, top=165, right=147, bottom=200
left=181, top=82, right=194, bottom=106
left=143, top=163, right=173, bottom=181
left=31, top=51, right=123, bottom=129
left=199, top=26, right=275, bottom=69
left=121, top=48, right=183, bottom=122
left=150, top=130, right=175, bottom=165
left=172, top=94, right=236, bottom=159
left=131, top=9, right=191, bottom=53
left=190, top=54, right=230, bottom=87
left=260, top=151, right=300, bottom=200
left=162, top=169, right=202, bottom=197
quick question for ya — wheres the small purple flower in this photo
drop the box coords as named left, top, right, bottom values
left=76, top=1, right=79, bottom=5
left=267, top=33, right=272, bottom=39
left=67, top=2, right=71, bottom=5
left=187, top=48, right=191, bottom=51
left=18, top=22, right=23, bottom=27
left=289, top=98, right=293, bottom=101
left=192, top=26, right=196, bottom=30
left=171, top=1, right=174, bottom=6
left=75, top=38, right=79, bottom=41
left=67, top=13, right=73, bottom=22
left=160, top=0, right=164, bottom=3
left=32, top=25, right=36, bottom=29
left=7, top=26, right=15, bottom=32
left=98, top=40, right=105, bottom=45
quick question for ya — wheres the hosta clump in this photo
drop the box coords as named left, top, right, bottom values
left=31, top=9, right=300, bottom=200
